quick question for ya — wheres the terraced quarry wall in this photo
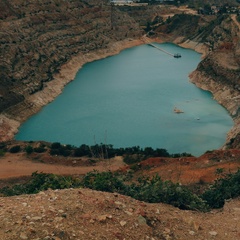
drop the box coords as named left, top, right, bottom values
left=0, top=0, right=239, bottom=148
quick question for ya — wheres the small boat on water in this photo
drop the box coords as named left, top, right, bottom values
left=174, top=107, right=184, bottom=114
left=174, top=53, right=181, bottom=58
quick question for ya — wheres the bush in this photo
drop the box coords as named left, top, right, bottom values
left=51, top=142, right=61, bottom=149
left=50, top=148, right=71, bottom=157
left=82, top=171, right=126, bottom=193
left=50, top=149, right=59, bottom=155
left=123, top=154, right=144, bottom=165
left=81, top=172, right=209, bottom=212
left=25, top=145, right=33, bottom=154
left=127, top=175, right=209, bottom=212
left=9, top=145, right=21, bottom=153
left=34, top=146, right=46, bottom=153
left=237, top=15, right=240, bottom=23
left=201, top=169, right=240, bottom=208
left=74, top=144, right=89, bottom=157
left=0, top=149, right=5, bottom=157
left=2, top=169, right=240, bottom=212
left=0, top=172, right=81, bottom=196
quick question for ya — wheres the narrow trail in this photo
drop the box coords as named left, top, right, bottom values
left=231, top=14, right=240, bottom=31
left=0, top=153, right=125, bottom=179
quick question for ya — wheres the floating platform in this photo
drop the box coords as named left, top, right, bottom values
left=174, top=53, right=181, bottom=58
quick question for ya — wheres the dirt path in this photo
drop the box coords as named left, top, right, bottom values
left=1, top=148, right=240, bottom=186
left=0, top=153, right=126, bottom=179
left=231, top=14, right=240, bottom=30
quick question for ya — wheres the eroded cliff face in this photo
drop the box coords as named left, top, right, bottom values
left=188, top=15, right=240, bottom=148
left=152, top=13, right=240, bottom=148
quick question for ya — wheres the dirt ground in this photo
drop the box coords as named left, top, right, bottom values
left=0, top=152, right=125, bottom=180
left=0, top=148, right=240, bottom=240
left=129, top=149, right=240, bottom=185
left=0, top=187, right=240, bottom=240
left=0, top=149, right=240, bottom=185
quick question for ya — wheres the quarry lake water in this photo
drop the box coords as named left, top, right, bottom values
left=15, top=43, right=233, bottom=156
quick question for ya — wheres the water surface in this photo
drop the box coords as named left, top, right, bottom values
left=15, top=43, right=233, bottom=156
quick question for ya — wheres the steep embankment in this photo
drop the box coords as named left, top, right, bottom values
left=153, top=13, right=240, bottom=149
left=188, top=15, right=240, bottom=149
left=0, top=0, right=143, bottom=141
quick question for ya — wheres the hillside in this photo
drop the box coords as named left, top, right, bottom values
left=0, top=188, right=240, bottom=240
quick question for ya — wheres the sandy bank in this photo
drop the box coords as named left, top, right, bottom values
left=0, top=38, right=143, bottom=142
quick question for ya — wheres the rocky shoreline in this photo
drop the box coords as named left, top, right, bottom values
left=1, top=36, right=239, bottom=150
left=189, top=69, right=240, bottom=147
left=0, top=38, right=144, bottom=142
left=179, top=40, right=239, bottom=148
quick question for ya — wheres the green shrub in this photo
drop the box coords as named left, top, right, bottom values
left=127, top=175, right=209, bottom=212
left=0, top=149, right=5, bottom=157
left=82, top=171, right=126, bottom=193
left=237, top=14, right=240, bottom=23
left=81, top=172, right=209, bottom=212
left=34, top=146, right=46, bottom=153
left=0, top=143, right=7, bottom=151
left=25, top=145, right=33, bottom=154
left=201, top=169, right=240, bottom=208
left=9, top=145, right=21, bottom=153
left=129, top=163, right=141, bottom=172
left=51, top=142, right=61, bottom=149
left=50, top=148, right=71, bottom=157
left=2, top=169, right=240, bottom=212
left=74, top=144, right=89, bottom=157
left=50, top=149, right=60, bottom=155
left=123, top=154, right=144, bottom=165
left=0, top=172, right=81, bottom=196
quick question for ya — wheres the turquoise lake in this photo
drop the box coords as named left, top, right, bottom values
left=15, top=43, right=233, bottom=156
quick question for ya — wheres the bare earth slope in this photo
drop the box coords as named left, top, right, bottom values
left=0, top=188, right=240, bottom=240
left=0, top=152, right=125, bottom=180
left=0, top=148, right=240, bottom=184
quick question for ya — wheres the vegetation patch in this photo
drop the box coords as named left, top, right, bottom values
left=201, top=169, right=240, bottom=208
left=9, top=145, right=21, bottom=153
left=1, top=169, right=240, bottom=212
left=9, top=141, right=193, bottom=160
